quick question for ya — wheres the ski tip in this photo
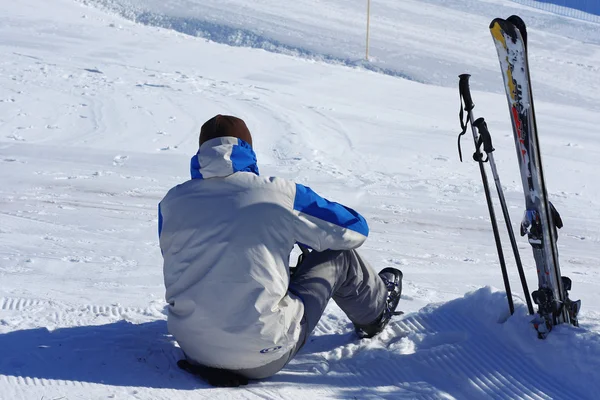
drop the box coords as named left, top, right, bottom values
left=507, top=15, right=526, bottom=30
left=507, top=15, right=528, bottom=46
left=490, top=15, right=525, bottom=29
left=489, top=17, right=505, bottom=30
left=489, top=18, right=506, bottom=45
left=489, top=17, right=520, bottom=43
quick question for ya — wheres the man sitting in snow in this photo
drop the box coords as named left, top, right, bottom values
left=158, top=115, right=403, bottom=387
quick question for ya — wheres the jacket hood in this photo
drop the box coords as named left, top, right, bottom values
left=190, top=136, right=259, bottom=179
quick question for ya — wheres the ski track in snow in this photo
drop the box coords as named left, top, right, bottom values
left=83, top=0, right=600, bottom=110
left=1, top=0, right=600, bottom=398
left=2, top=290, right=599, bottom=399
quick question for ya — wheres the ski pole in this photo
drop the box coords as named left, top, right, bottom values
left=473, top=117, right=534, bottom=315
left=458, top=74, right=514, bottom=315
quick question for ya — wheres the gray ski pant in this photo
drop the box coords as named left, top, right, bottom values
left=235, top=249, right=387, bottom=379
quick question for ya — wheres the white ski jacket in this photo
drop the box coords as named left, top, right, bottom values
left=159, top=136, right=368, bottom=369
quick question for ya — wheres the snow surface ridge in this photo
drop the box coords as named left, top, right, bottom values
left=79, top=0, right=600, bottom=109
left=1, top=288, right=599, bottom=399
left=79, top=0, right=418, bottom=81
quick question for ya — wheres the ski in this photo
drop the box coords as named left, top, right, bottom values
left=489, top=16, right=580, bottom=338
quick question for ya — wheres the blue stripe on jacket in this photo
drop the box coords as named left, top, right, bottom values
left=190, top=155, right=203, bottom=179
left=231, top=139, right=259, bottom=175
left=293, top=184, right=369, bottom=236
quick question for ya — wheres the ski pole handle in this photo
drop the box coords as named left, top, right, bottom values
left=473, top=117, right=495, bottom=154
left=459, top=74, right=475, bottom=112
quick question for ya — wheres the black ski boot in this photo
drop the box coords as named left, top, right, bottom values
left=355, top=267, right=403, bottom=339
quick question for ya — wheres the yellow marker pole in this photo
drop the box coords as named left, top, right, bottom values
left=366, top=0, right=371, bottom=61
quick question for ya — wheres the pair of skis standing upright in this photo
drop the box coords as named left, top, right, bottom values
left=458, top=15, right=581, bottom=338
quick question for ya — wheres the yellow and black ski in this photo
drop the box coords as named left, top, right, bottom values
left=489, top=15, right=580, bottom=338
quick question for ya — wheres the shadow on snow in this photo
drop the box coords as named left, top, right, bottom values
left=0, top=288, right=598, bottom=398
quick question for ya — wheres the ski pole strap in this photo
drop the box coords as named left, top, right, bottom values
left=473, top=136, right=489, bottom=163
left=457, top=74, right=475, bottom=162
left=457, top=106, right=467, bottom=162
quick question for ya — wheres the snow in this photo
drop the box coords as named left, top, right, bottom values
left=1, top=0, right=599, bottom=399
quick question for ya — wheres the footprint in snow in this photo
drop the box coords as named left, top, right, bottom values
left=113, top=155, right=129, bottom=166
left=6, top=134, right=25, bottom=141
left=83, top=68, right=103, bottom=74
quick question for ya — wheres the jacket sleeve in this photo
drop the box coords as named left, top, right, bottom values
left=292, top=183, right=369, bottom=251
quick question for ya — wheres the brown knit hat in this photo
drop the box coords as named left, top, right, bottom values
left=199, top=114, right=253, bottom=148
